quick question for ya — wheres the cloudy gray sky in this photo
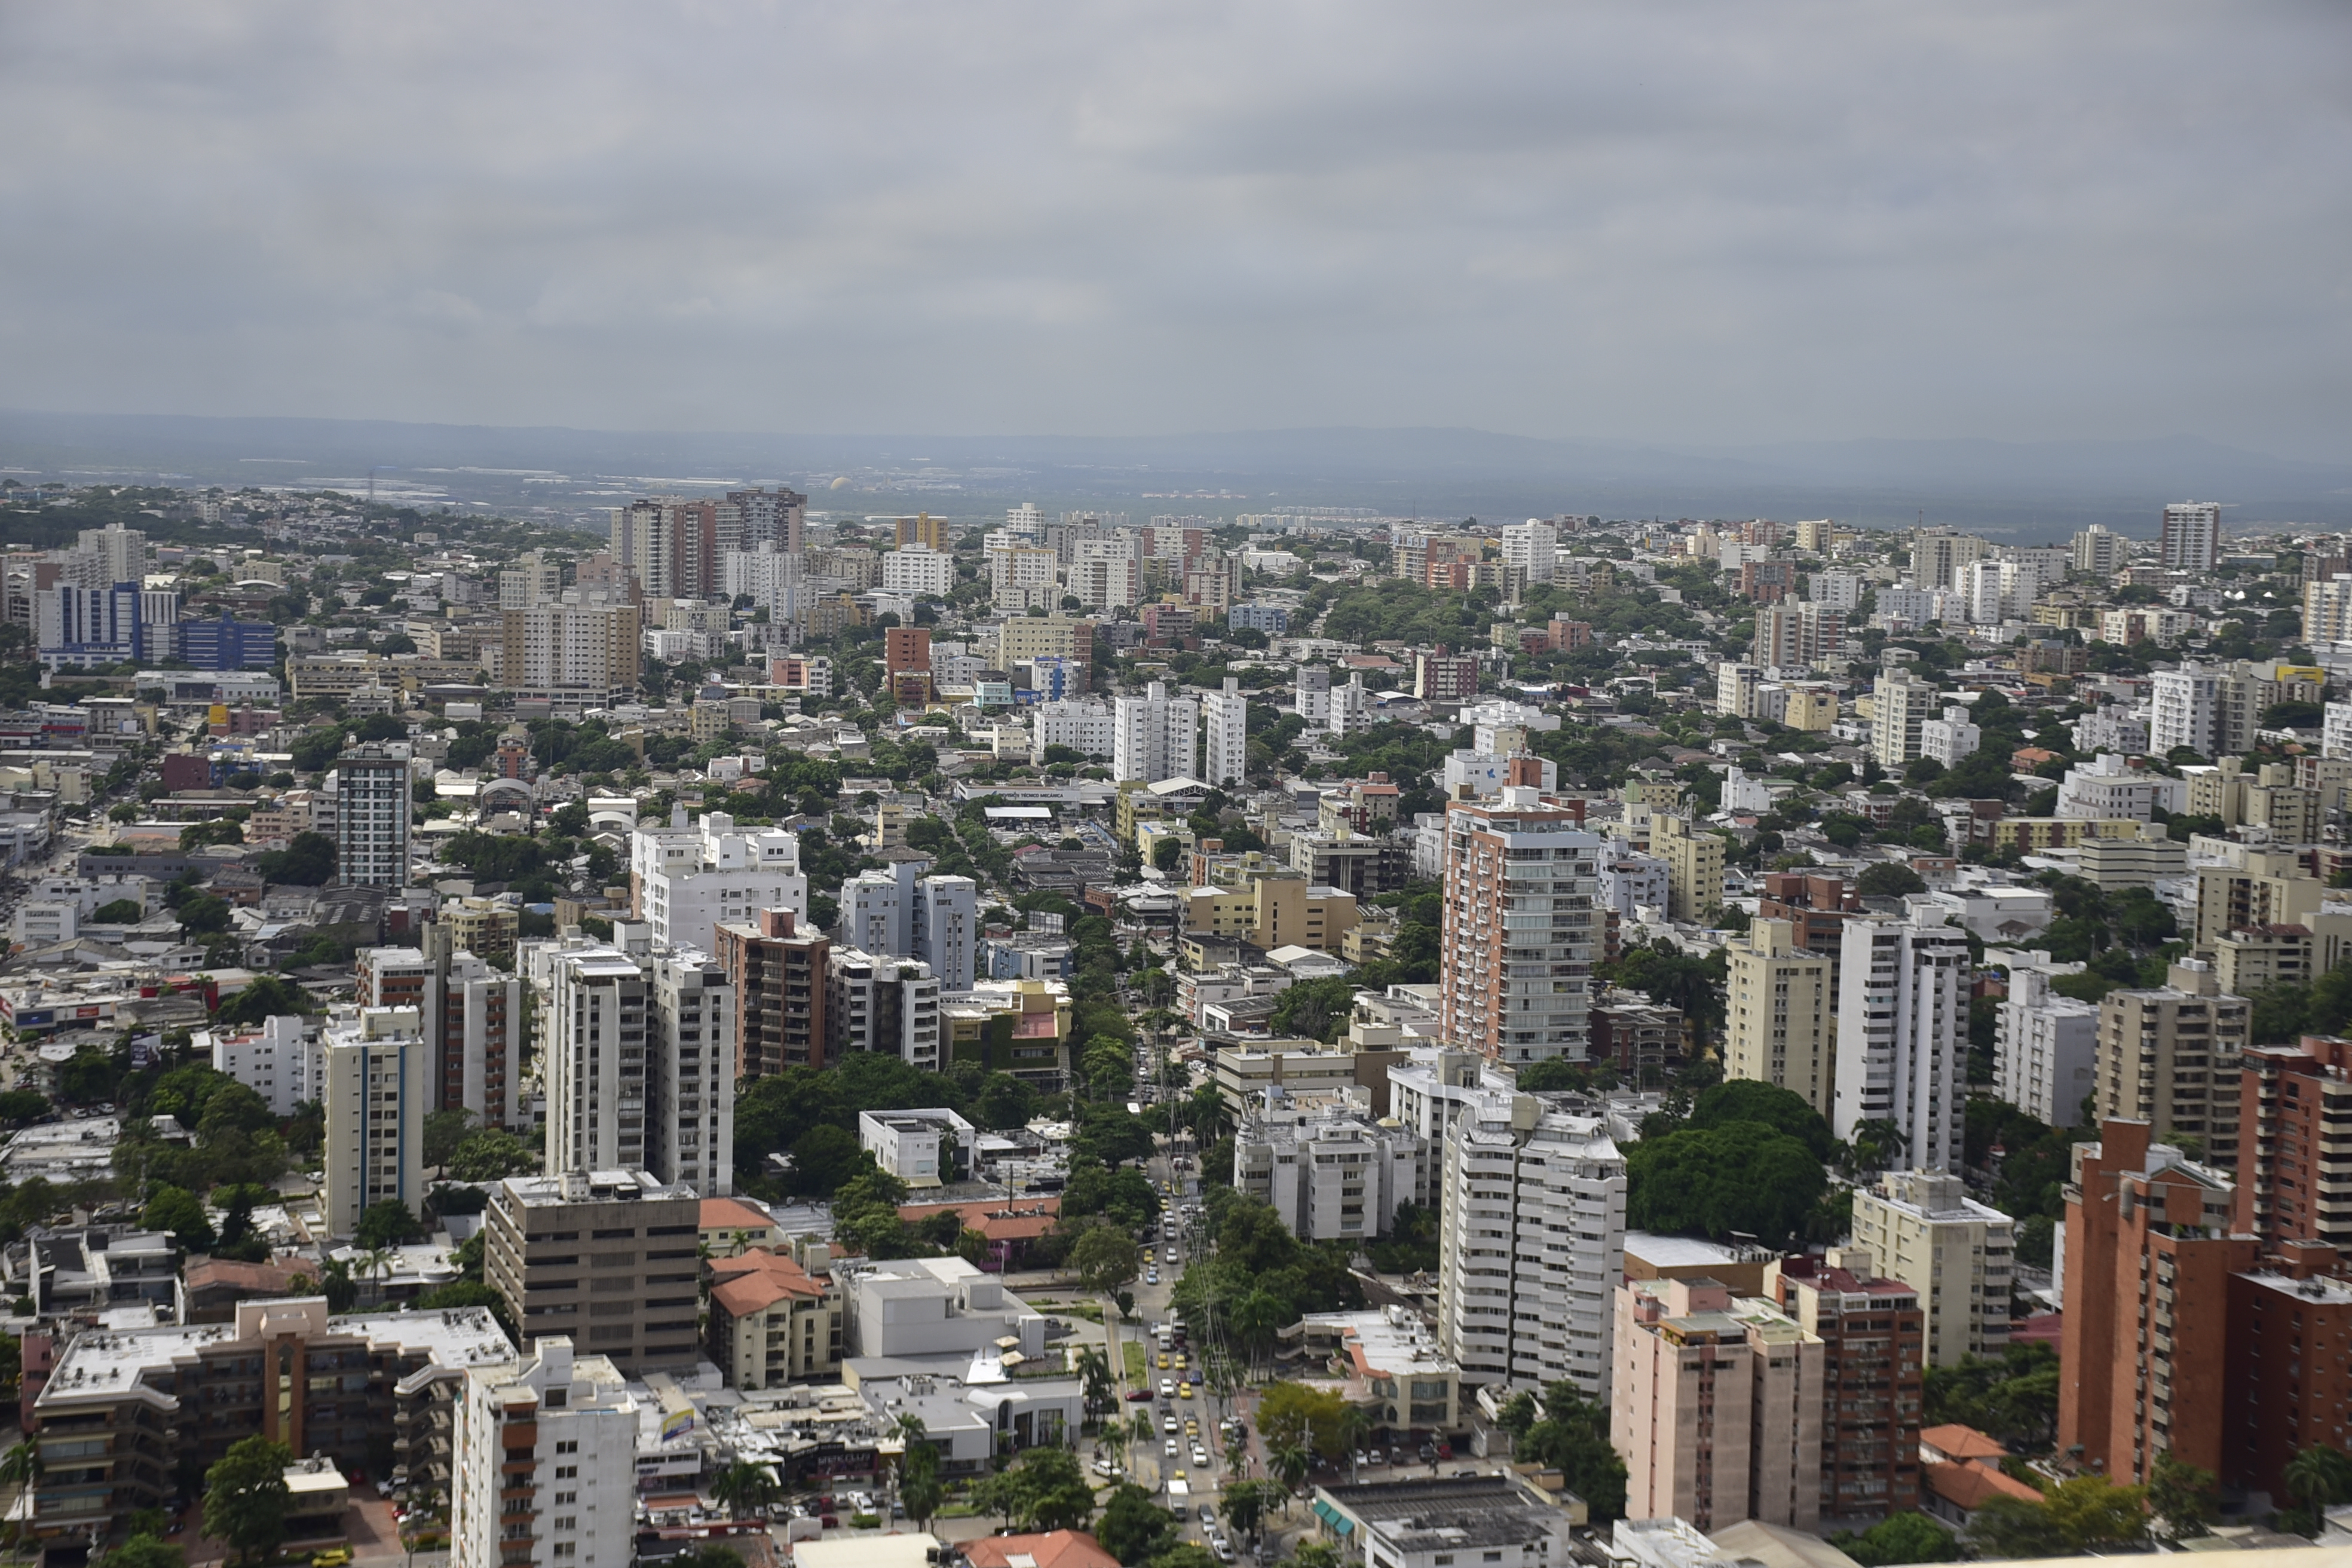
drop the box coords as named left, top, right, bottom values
left=2, top=2, right=2347, bottom=457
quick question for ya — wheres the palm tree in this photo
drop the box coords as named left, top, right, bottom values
left=0, top=1440, right=42, bottom=1554
left=1336, top=1407, right=1373, bottom=1483
left=2284, top=1444, right=2352, bottom=1531
left=889, top=1414, right=928, bottom=1523
left=1267, top=1437, right=1310, bottom=1503
left=710, top=1459, right=778, bottom=1523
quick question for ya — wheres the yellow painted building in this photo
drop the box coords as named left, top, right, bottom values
left=1778, top=688, right=1838, bottom=732
left=1652, top=813, right=1725, bottom=923
left=1182, top=872, right=1359, bottom=954
left=944, top=977, right=1074, bottom=1086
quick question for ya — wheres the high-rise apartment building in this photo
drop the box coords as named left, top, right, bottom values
left=2151, top=661, right=2272, bottom=761
left=1113, top=680, right=1200, bottom=783
left=828, top=948, right=942, bottom=1067
left=646, top=949, right=734, bottom=1196
left=2224, top=1267, right=2352, bottom=1508
left=1613, top=1277, right=1824, bottom=1533
left=451, top=1338, right=639, bottom=1568
left=612, top=497, right=720, bottom=599
left=1296, top=664, right=1331, bottom=725
left=1438, top=787, right=1604, bottom=1064
left=893, top=511, right=947, bottom=552
left=1500, top=519, right=1557, bottom=584
left=482, top=1170, right=705, bottom=1376
left=1909, top=531, right=1986, bottom=591
left=500, top=588, right=642, bottom=707
left=323, top=1005, right=431, bottom=1239
left=498, top=550, right=565, bottom=610
left=329, top=742, right=412, bottom=888
left=1651, top=812, right=1724, bottom=924
left=2194, top=852, right=2320, bottom=950
left=2231, top=1034, right=2352, bottom=1250
left=2071, top=524, right=2129, bottom=577
left=1201, top=675, right=1248, bottom=788
left=2304, top=574, right=2352, bottom=645
left=719, top=486, right=808, bottom=555
left=2059, top=1119, right=2251, bottom=1486
left=1833, top=912, right=1968, bottom=1168
left=837, top=860, right=978, bottom=991
left=2093, top=960, right=2248, bottom=1166
left=715, top=908, right=831, bottom=1077
left=1030, top=697, right=1116, bottom=762
left=543, top=942, right=653, bottom=1174
left=2160, top=500, right=2222, bottom=573
left=629, top=808, right=808, bottom=951
left=1437, top=1089, right=1627, bottom=1399
left=1869, top=672, right=1938, bottom=770
left=1716, top=662, right=1763, bottom=719
left=880, top=543, right=955, bottom=598
left=362, top=941, right=528, bottom=1130
left=1070, top=535, right=1142, bottom=611
left=986, top=540, right=1059, bottom=611
left=1725, top=918, right=1835, bottom=1117
left=1849, top=1170, right=2013, bottom=1368
left=1753, top=602, right=1844, bottom=670
left=1994, top=966, right=2098, bottom=1128
left=1769, top=1250, right=1926, bottom=1527
left=1412, top=647, right=1479, bottom=702
left=75, top=524, right=145, bottom=582
left=35, top=580, right=144, bottom=670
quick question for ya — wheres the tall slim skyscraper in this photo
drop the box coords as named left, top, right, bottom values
left=1295, top=664, right=1331, bottom=725
left=330, top=742, right=412, bottom=888
left=647, top=948, right=735, bottom=1196
left=1834, top=912, right=1968, bottom=1169
left=1440, top=786, right=1603, bottom=1064
left=612, top=497, right=721, bottom=599
left=1113, top=680, right=1200, bottom=783
left=545, top=943, right=653, bottom=1174
left=1500, top=518, right=1557, bottom=584
left=1200, top=676, right=1248, bottom=788
left=2160, top=500, right=2223, bottom=573
left=323, top=1004, right=431, bottom=1239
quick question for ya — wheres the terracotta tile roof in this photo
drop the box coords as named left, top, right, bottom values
left=707, top=1248, right=828, bottom=1317
left=897, top=1198, right=1061, bottom=1243
left=961, top=1532, right=1119, bottom=1568
left=1923, top=1460, right=2042, bottom=1514
left=184, top=1257, right=307, bottom=1296
left=701, top=1198, right=779, bottom=1233
left=1919, top=1424, right=2008, bottom=1464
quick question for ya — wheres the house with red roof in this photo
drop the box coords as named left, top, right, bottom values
left=706, top=1248, right=841, bottom=1391
left=960, top=1530, right=1119, bottom=1568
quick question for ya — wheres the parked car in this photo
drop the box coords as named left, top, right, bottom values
left=1165, top=1440, right=1180, bottom=1456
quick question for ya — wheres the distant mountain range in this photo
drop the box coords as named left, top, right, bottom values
left=5, top=410, right=2347, bottom=544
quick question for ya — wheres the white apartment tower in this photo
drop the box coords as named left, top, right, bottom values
left=1330, top=673, right=1373, bottom=735
left=1869, top=672, right=1938, bottom=771
left=1296, top=665, right=1332, bottom=725
left=828, top=949, right=943, bottom=1067
left=1437, top=1089, right=1627, bottom=1401
left=647, top=949, right=736, bottom=1196
left=837, top=861, right=978, bottom=991
left=1030, top=697, right=1116, bottom=762
left=1113, top=680, right=1200, bottom=783
left=2072, top=524, right=2128, bottom=577
left=629, top=808, right=808, bottom=950
left=1201, top=676, right=1248, bottom=788
left=1501, top=519, right=1557, bottom=584
left=323, top=1006, right=431, bottom=1239
left=2160, top=500, right=2222, bottom=573
left=1849, top=1169, right=2015, bottom=1368
left=451, top=1338, right=638, bottom=1568
left=544, top=944, right=653, bottom=1174
left=1995, top=967, right=2098, bottom=1128
left=1834, top=912, right=1970, bottom=1170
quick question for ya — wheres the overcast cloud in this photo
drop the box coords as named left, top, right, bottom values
left=1, top=2, right=2347, bottom=457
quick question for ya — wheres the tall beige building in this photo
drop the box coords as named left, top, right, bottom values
left=500, top=587, right=642, bottom=706
left=323, top=1006, right=431, bottom=1239
left=1909, top=531, right=1986, bottom=592
left=1652, top=811, right=1725, bottom=923
left=1870, top=671, right=1938, bottom=770
left=1725, top=918, right=1835, bottom=1117
left=2194, top=852, right=2319, bottom=951
left=2093, top=958, right=2249, bottom=1166
left=1849, top=1170, right=2014, bottom=1369
left=1613, top=1276, right=1824, bottom=1533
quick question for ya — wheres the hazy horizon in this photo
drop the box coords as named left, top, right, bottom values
left=2, top=4, right=2348, bottom=463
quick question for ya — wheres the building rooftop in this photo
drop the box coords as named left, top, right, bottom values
left=498, top=1168, right=697, bottom=1206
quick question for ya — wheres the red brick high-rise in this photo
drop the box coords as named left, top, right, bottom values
left=715, top=907, right=831, bottom=1078
left=2232, top=1034, right=2352, bottom=1250
left=1772, top=1250, right=1925, bottom=1528
left=2060, top=1119, right=2255, bottom=1485
left=2224, top=1260, right=2352, bottom=1503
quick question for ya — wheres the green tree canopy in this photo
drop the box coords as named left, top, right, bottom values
left=204, top=1435, right=295, bottom=1566
left=1626, top=1120, right=1828, bottom=1242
